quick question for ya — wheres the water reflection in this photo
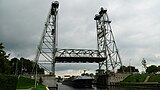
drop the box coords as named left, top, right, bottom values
left=55, top=83, right=160, bottom=90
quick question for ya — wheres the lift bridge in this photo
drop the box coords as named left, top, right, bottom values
left=33, top=1, right=123, bottom=76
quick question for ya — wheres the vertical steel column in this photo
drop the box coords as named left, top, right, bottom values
left=50, top=1, right=59, bottom=75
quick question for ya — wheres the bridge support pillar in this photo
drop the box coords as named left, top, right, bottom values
left=96, top=69, right=110, bottom=88
left=96, top=75, right=110, bottom=88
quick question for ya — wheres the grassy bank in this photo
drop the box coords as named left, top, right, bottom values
left=17, top=76, right=35, bottom=89
left=122, top=74, right=148, bottom=83
left=121, top=74, right=160, bottom=84
left=32, top=84, right=46, bottom=90
left=17, top=76, right=46, bottom=90
left=148, top=74, right=160, bottom=82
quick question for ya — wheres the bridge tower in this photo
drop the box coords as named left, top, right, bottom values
left=33, top=1, right=59, bottom=76
left=94, top=8, right=123, bottom=73
left=94, top=8, right=123, bottom=86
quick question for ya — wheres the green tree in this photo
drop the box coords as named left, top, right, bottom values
left=126, top=66, right=139, bottom=73
left=10, top=57, right=44, bottom=75
left=117, top=65, right=126, bottom=73
left=37, top=66, right=44, bottom=74
left=0, top=43, right=11, bottom=74
left=19, top=57, right=34, bottom=74
left=157, top=65, right=160, bottom=71
left=146, top=65, right=158, bottom=74
left=10, top=57, right=19, bottom=74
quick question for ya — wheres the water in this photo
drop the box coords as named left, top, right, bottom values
left=50, top=83, right=160, bottom=90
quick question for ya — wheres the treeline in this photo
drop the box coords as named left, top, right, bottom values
left=117, top=65, right=139, bottom=73
left=117, top=65, right=160, bottom=74
left=146, top=65, right=160, bottom=74
left=0, top=43, right=44, bottom=75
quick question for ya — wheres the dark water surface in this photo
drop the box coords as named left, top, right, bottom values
left=51, top=83, right=160, bottom=90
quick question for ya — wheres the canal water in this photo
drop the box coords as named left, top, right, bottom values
left=49, top=83, right=160, bottom=90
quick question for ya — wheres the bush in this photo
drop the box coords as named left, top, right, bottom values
left=0, top=75, right=18, bottom=90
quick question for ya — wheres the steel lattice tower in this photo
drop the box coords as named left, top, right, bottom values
left=94, top=8, right=123, bottom=73
left=33, top=1, right=59, bottom=75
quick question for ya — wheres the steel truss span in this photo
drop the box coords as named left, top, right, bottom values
left=33, top=1, right=123, bottom=75
left=36, top=49, right=106, bottom=63
left=56, top=49, right=106, bottom=63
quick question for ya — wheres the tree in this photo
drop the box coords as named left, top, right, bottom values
left=117, top=66, right=126, bottom=73
left=158, top=65, right=160, bottom=72
left=10, top=57, right=19, bottom=74
left=0, top=43, right=11, bottom=74
left=146, top=65, right=158, bottom=74
left=117, top=65, right=139, bottom=73
left=37, top=67, right=44, bottom=74
left=0, top=43, right=44, bottom=75
left=19, top=57, right=34, bottom=74
left=10, top=57, right=44, bottom=75
left=126, top=66, right=139, bottom=73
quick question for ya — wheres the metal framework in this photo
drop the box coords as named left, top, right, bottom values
left=33, top=1, right=123, bottom=75
left=56, top=49, right=105, bottom=63
left=94, top=8, right=123, bottom=72
left=57, top=49, right=102, bottom=57
left=33, top=1, right=59, bottom=75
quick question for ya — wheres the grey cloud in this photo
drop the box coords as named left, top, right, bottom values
left=1, top=0, right=160, bottom=73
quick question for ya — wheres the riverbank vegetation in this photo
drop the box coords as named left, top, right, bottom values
left=17, top=76, right=35, bottom=89
left=122, top=74, right=148, bottom=83
left=17, top=76, right=46, bottom=90
left=0, top=75, right=18, bottom=90
left=0, top=43, right=44, bottom=75
left=32, top=84, right=47, bottom=90
left=122, top=74, right=160, bottom=83
left=148, top=74, right=160, bottom=82
left=0, top=43, right=46, bottom=89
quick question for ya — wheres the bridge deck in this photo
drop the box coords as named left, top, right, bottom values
left=55, top=57, right=106, bottom=63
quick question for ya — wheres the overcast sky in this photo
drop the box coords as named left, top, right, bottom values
left=1, top=0, right=160, bottom=76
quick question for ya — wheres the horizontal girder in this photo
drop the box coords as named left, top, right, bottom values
left=55, top=49, right=106, bottom=63
left=56, top=49, right=104, bottom=57
left=55, top=57, right=105, bottom=63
